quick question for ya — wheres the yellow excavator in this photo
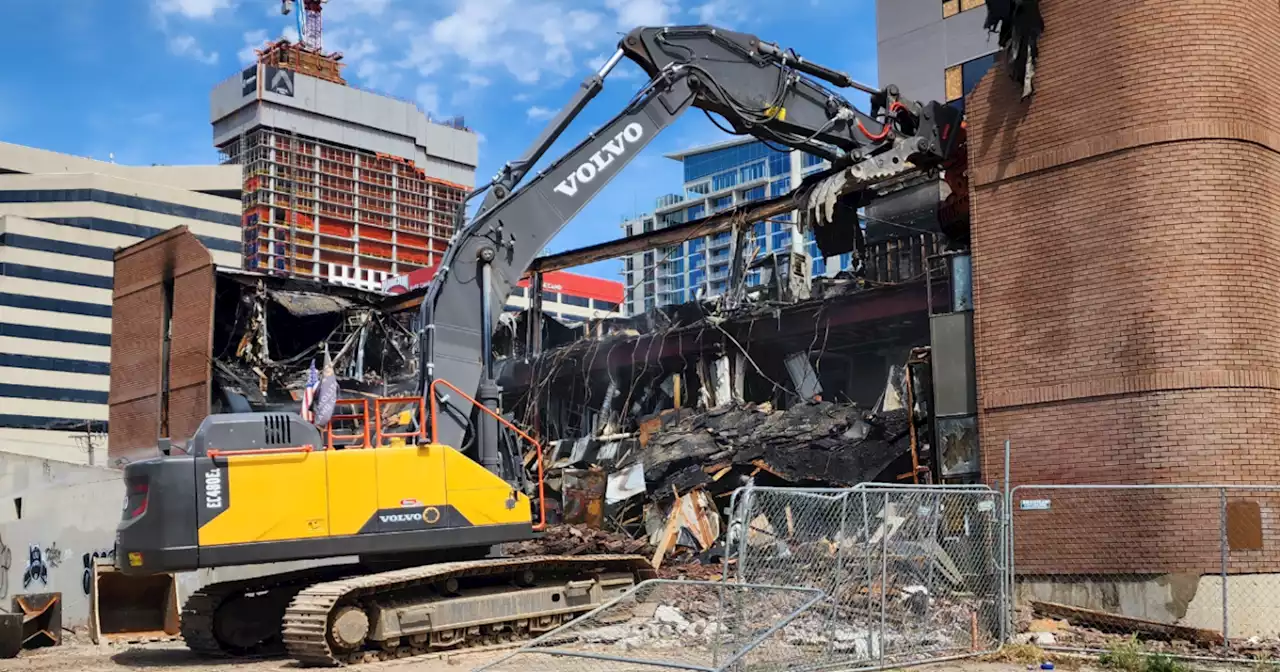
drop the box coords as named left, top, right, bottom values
left=114, top=24, right=962, bottom=667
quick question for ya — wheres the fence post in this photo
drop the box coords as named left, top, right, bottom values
left=827, top=491, right=851, bottom=662
left=998, top=490, right=1008, bottom=646
left=880, top=490, right=889, bottom=669
left=1219, top=487, right=1228, bottom=641
left=861, top=490, right=875, bottom=663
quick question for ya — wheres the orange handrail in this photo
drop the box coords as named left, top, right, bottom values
left=374, top=396, right=428, bottom=446
left=208, top=445, right=314, bottom=458
left=326, top=398, right=371, bottom=449
left=428, top=379, right=547, bottom=532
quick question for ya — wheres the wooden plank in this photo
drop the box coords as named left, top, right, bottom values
left=1030, top=601, right=1223, bottom=646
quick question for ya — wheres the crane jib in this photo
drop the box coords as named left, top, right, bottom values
left=551, top=122, right=645, bottom=198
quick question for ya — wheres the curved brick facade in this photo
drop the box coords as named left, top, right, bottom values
left=966, top=1, right=1280, bottom=573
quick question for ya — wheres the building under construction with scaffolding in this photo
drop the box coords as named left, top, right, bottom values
left=210, top=39, right=478, bottom=291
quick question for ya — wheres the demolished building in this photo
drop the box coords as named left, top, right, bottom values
left=109, top=125, right=975, bottom=562
left=108, top=227, right=420, bottom=464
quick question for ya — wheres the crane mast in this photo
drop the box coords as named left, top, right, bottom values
left=280, top=0, right=327, bottom=51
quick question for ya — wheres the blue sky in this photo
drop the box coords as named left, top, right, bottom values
left=0, top=0, right=879, bottom=279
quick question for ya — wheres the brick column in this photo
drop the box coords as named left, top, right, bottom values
left=967, top=0, right=1280, bottom=573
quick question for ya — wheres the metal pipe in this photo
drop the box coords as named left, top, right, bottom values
left=481, top=261, right=494, bottom=379
left=597, top=48, right=625, bottom=77
left=880, top=491, right=889, bottom=669
left=1005, top=440, right=1013, bottom=643
left=546, top=432, right=636, bottom=447
left=861, top=490, right=875, bottom=661
left=1220, top=487, right=1229, bottom=640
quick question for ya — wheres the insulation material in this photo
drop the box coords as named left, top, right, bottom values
left=606, top=463, right=646, bottom=505
left=712, top=356, right=732, bottom=408
left=784, top=352, right=823, bottom=400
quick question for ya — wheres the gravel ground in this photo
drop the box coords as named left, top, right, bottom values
left=1, top=642, right=1088, bottom=672
left=1, top=641, right=514, bottom=672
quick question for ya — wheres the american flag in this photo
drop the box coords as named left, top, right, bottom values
left=301, top=359, right=320, bottom=423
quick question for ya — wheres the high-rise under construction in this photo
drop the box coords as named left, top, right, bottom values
left=210, top=39, right=478, bottom=291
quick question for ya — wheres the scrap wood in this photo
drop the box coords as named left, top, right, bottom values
left=1030, top=601, right=1224, bottom=647
left=651, top=507, right=680, bottom=569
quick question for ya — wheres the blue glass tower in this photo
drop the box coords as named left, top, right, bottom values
left=645, top=138, right=858, bottom=308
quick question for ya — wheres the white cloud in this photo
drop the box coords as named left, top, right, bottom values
left=401, top=0, right=610, bottom=86
left=526, top=105, right=555, bottom=121
left=460, top=73, right=491, bottom=89
left=693, top=0, right=747, bottom=25
left=326, top=29, right=378, bottom=60
left=605, top=0, right=678, bottom=29
left=238, top=29, right=268, bottom=65
left=355, top=59, right=401, bottom=91
left=323, top=0, right=391, bottom=22
left=282, top=25, right=300, bottom=43
left=415, top=83, right=440, bottom=115
left=168, top=35, right=219, bottom=65
left=154, top=0, right=233, bottom=19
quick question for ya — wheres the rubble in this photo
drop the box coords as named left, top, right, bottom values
left=1031, top=602, right=1223, bottom=648
left=504, top=524, right=649, bottom=557
left=636, top=401, right=911, bottom=501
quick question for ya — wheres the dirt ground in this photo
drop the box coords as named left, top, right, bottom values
left=0, top=641, right=516, bottom=672
left=0, top=643, right=1081, bottom=672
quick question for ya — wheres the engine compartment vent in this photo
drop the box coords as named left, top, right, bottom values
left=263, top=414, right=293, bottom=446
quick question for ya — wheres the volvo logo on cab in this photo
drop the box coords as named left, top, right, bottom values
left=379, top=507, right=441, bottom=525
left=552, top=122, right=644, bottom=198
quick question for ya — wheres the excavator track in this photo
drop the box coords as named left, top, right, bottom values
left=181, top=565, right=356, bottom=658
left=282, top=554, right=655, bottom=667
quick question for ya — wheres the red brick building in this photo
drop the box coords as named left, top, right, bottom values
left=968, top=0, right=1280, bottom=575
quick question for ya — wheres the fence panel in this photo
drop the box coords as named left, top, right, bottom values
left=1009, top=485, right=1280, bottom=659
left=727, top=484, right=1006, bottom=671
left=476, top=579, right=825, bottom=672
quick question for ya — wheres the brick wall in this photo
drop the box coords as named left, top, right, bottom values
left=967, top=0, right=1280, bottom=574
left=109, top=227, right=216, bottom=464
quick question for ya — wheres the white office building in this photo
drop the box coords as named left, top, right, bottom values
left=0, top=142, right=241, bottom=464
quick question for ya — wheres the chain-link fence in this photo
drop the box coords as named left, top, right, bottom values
left=725, top=484, right=1006, bottom=671
left=476, top=579, right=825, bottom=672
left=1009, top=484, right=1280, bottom=661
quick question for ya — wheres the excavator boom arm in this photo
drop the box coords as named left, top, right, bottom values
left=422, top=25, right=962, bottom=465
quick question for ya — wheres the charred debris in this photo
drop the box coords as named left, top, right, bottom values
left=209, top=269, right=420, bottom=414
left=204, top=236, right=944, bottom=568
left=496, top=246, right=945, bottom=567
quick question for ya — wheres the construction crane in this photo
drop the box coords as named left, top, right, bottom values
left=281, top=0, right=328, bottom=51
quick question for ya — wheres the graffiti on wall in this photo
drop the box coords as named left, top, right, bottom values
left=43, top=542, right=64, bottom=568
left=0, top=534, right=9, bottom=599
left=23, top=545, right=47, bottom=588
left=83, top=549, right=115, bottom=595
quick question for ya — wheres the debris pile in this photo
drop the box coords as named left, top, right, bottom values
left=635, top=401, right=910, bottom=501
left=1013, top=602, right=1228, bottom=653
left=504, top=524, right=648, bottom=557
left=503, top=525, right=726, bottom=579
left=526, top=399, right=916, bottom=571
